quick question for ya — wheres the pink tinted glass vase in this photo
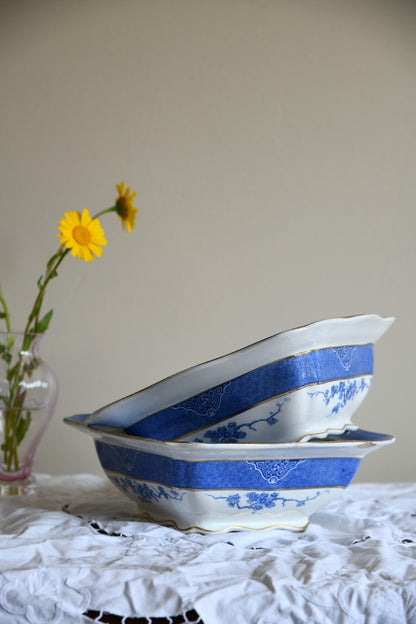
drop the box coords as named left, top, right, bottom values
left=0, top=331, right=58, bottom=495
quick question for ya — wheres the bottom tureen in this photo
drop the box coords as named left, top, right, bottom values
left=64, top=414, right=394, bottom=533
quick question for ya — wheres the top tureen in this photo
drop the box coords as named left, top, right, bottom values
left=86, top=314, right=394, bottom=443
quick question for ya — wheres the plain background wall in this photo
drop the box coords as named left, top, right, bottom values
left=1, top=0, right=415, bottom=482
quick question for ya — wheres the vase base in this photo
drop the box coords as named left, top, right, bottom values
left=0, top=474, right=37, bottom=496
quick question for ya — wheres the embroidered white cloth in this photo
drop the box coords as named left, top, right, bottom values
left=0, top=475, right=415, bottom=624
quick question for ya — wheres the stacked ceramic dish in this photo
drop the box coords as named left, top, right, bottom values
left=65, top=314, right=395, bottom=532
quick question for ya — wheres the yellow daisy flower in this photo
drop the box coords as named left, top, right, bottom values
left=57, top=208, right=107, bottom=262
left=115, top=181, right=138, bottom=232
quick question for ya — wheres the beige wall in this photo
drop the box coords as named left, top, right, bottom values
left=1, top=0, right=415, bottom=482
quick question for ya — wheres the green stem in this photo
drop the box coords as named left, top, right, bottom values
left=23, top=246, right=69, bottom=337
left=92, top=206, right=117, bottom=220
left=0, top=287, right=12, bottom=332
left=4, top=412, right=11, bottom=468
left=10, top=410, right=22, bottom=470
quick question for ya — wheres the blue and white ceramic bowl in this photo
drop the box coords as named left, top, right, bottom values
left=86, top=314, right=394, bottom=443
left=65, top=414, right=394, bottom=532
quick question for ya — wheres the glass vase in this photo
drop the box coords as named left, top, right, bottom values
left=0, top=331, right=58, bottom=495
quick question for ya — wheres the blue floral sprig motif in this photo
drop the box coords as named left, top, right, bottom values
left=208, top=489, right=329, bottom=512
left=308, top=378, right=371, bottom=415
left=111, top=476, right=184, bottom=505
left=195, top=397, right=291, bottom=443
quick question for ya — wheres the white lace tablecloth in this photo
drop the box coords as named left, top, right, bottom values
left=0, top=475, right=415, bottom=624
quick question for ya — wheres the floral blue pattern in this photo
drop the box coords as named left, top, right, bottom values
left=308, top=377, right=371, bottom=415
left=110, top=473, right=330, bottom=513
left=111, top=476, right=184, bottom=504
left=209, top=489, right=330, bottom=511
left=194, top=398, right=290, bottom=443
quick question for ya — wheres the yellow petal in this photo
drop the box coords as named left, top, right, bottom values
left=80, top=208, right=93, bottom=227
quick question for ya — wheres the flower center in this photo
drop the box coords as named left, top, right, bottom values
left=116, top=197, right=128, bottom=219
left=73, top=225, right=92, bottom=246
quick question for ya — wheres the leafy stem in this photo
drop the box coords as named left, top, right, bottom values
left=0, top=286, right=12, bottom=333
left=23, top=246, right=70, bottom=340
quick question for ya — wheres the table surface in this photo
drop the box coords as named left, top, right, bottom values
left=0, top=475, right=415, bottom=624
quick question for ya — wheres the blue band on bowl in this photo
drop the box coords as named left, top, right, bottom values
left=95, top=441, right=360, bottom=490
left=127, top=344, right=373, bottom=440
